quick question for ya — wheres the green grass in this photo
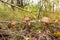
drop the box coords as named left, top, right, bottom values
left=0, top=5, right=37, bottom=21
left=0, top=4, right=60, bottom=22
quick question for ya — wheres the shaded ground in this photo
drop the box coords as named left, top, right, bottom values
left=0, top=21, right=60, bottom=40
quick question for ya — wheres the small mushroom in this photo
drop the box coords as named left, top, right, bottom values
left=40, top=17, right=52, bottom=23
left=11, top=21, right=17, bottom=26
left=8, top=21, right=17, bottom=28
left=24, top=17, right=31, bottom=21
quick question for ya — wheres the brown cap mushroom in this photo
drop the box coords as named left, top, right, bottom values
left=24, top=17, right=31, bottom=21
left=8, top=21, right=17, bottom=28
left=40, top=17, right=52, bottom=23
left=11, top=21, right=17, bottom=26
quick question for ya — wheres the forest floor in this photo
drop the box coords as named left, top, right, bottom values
left=0, top=3, right=60, bottom=40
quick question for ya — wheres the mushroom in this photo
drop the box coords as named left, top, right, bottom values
left=11, top=21, right=17, bottom=26
left=8, top=21, right=17, bottom=28
left=39, top=17, right=53, bottom=31
left=22, top=17, right=32, bottom=32
left=24, top=17, right=31, bottom=22
left=40, top=17, right=52, bottom=23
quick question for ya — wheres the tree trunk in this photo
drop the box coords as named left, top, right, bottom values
left=11, top=0, right=14, bottom=10
left=17, top=0, right=23, bottom=7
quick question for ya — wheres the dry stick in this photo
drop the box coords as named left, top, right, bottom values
left=2, top=35, right=6, bottom=40
left=0, top=29, right=29, bottom=39
left=0, top=34, right=5, bottom=40
left=0, top=20, right=38, bottom=24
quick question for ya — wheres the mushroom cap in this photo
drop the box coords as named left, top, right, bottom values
left=11, top=21, right=17, bottom=26
left=24, top=17, right=30, bottom=21
left=40, top=17, right=51, bottom=23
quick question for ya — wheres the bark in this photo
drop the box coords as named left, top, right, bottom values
left=11, top=0, right=14, bottom=10
left=17, top=0, right=23, bottom=7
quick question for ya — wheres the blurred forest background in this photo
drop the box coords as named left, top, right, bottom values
left=0, top=0, right=60, bottom=40
left=0, top=0, right=60, bottom=20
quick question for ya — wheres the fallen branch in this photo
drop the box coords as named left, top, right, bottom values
left=0, top=0, right=32, bottom=13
